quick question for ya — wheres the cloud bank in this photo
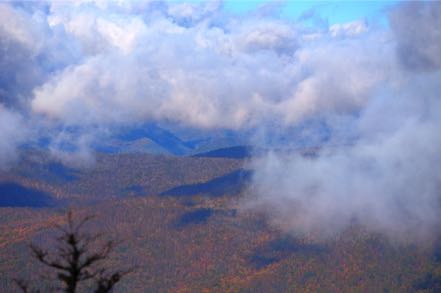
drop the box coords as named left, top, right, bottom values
left=2, top=1, right=388, bottom=126
left=246, top=1, right=441, bottom=242
left=0, top=1, right=440, bottom=241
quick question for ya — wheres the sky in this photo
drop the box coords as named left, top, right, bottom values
left=1, top=0, right=441, bottom=242
left=224, top=0, right=396, bottom=25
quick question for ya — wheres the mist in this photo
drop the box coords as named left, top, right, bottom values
left=246, top=2, right=441, bottom=242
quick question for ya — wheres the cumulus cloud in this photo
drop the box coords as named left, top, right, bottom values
left=329, top=20, right=367, bottom=38
left=167, top=0, right=221, bottom=26
left=236, top=19, right=298, bottom=54
left=28, top=0, right=387, bottom=131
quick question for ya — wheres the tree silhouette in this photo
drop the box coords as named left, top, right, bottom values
left=15, top=211, right=132, bottom=293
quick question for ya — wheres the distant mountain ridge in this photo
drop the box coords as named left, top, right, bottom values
left=98, top=123, right=250, bottom=156
left=117, top=123, right=195, bottom=156
left=192, top=146, right=253, bottom=159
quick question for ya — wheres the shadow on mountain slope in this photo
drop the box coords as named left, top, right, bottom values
left=0, top=182, right=56, bottom=207
left=175, top=208, right=214, bottom=228
left=160, top=169, right=252, bottom=197
left=249, top=236, right=326, bottom=269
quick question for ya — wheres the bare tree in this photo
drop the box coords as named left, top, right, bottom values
left=15, top=211, right=132, bottom=293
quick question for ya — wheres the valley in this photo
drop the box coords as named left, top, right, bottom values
left=0, top=149, right=440, bottom=292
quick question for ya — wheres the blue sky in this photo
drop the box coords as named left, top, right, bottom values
left=223, top=0, right=399, bottom=26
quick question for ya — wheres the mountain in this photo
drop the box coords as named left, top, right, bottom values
left=1, top=151, right=440, bottom=292
left=0, top=182, right=55, bottom=207
left=116, top=123, right=195, bottom=155
left=192, top=146, right=253, bottom=159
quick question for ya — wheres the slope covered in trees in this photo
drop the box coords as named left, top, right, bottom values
left=0, top=151, right=440, bottom=292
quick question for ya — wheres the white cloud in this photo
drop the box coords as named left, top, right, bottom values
left=0, top=105, right=27, bottom=169
left=30, top=2, right=391, bottom=132
left=329, top=20, right=368, bottom=38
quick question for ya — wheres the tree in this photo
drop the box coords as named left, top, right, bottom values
left=15, top=211, right=132, bottom=293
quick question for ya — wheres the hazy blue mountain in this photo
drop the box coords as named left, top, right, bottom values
left=0, top=182, right=55, bottom=207
left=192, top=146, right=253, bottom=159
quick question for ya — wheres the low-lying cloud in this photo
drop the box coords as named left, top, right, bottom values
left=245, top=1, right=441, bottom=242
left=0, top=105, right=27, bottom=169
